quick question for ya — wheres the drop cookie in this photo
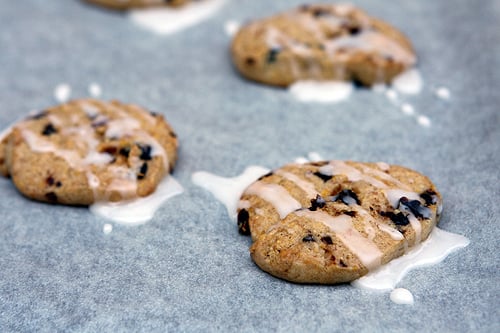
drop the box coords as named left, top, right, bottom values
left=84, top=0, right=191, bottom=10
left=231, top=4, right=416, bottom=87
left=237, top=160, right=442, bottom=284
left=0, top=99, right=178, bottom=205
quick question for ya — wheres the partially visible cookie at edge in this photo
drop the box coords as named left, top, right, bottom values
left=1, top=99, right=178, bottom=205
left=231, top=3, right=416, bottom=87
left=84, top=0, right=191, bottom=10
left=237, top=160, right=442, bottom=284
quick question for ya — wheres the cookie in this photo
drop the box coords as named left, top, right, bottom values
left=0, top=99, right=178, bottom=205
left=237, top=160, right=442, bottom=284
left=231, top=4, right=416, bottom=87
left=84, top=0, right=190, bottom=10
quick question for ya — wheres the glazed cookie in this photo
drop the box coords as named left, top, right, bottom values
left=84, top=0, right=191, bottom=10
left=0, top=99, right=178, bottom=205
left=237, top=161, right=442, bottom=284
left=231, top=4, right=416, bottom=87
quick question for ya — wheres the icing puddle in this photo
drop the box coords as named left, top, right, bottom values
left=191, top=154, right=470, bottom=304
left=128, top=0, right=226, bottom=35
left=289, top=80, right=354, bottom=104
left=90, top=175, right=184, bottom=226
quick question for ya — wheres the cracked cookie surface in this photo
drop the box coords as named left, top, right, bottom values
left=237, top=161, right=441, bottom=284
left=0, top=99, right=178, bottom=205
left=231, top=4, right=416, bottom=87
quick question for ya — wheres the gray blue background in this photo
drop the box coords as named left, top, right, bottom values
left=0, top=0, right=498, bottom=331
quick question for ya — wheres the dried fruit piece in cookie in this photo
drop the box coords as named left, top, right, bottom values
left=237, top=161, right=442, bottom=284
left=84, top=0, right=191, bottom=10
left=231, top=4, right=416, bottom=87
left=1, top=99, right=178, bottom=205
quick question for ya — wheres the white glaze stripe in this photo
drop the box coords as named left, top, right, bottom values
left=295, top=210, right=382, bottom=270
left=245, top=182, right=302, bottom=219
left=275, top=169, right=319, bottom=199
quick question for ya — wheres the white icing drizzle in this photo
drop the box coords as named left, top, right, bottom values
left=54, top=83, right=71, bottom=103
left=90, top=175, right=183, bottom=225
left=103, top=223, right=113, bottom=234
left=435, top=87, right=451, bottom=100
left=224, top=20, right=240, bottom=36
left=375, top=162, right=390, bottom=171
left=352, top=227, right=470, bottom=291
left=390, top=288, right=414, bottom=305
left=88, top=83, right=102, bottom=98
left=377, top=222, right=404, bottom=241
left=319, top=161, right=388, bottom=189
left=129, top=0, right=226, bottom=35
left=191, top=166, right=270, bottom=220
left=295, top=210, right=382, bottom=270
left=324, top=31, right=416, bottom=67
left=245, top=182, right=302, bottom=219
left=274, top=169, right=318, bottom=199
left=392, top=69, right=423, bottom=95
left=384, top=189, right=420, bottom=208
left=401, top=103, right=415, bottom=116
left=417, top=115, right=431, bottom=127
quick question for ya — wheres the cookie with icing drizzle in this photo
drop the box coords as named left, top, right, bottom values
left=237, top=161, right=442, bottom=284
left=0, top=99, right=178, bottom=205
left=231, top=4, right=416, bottom=87
left=84, top=0, right=191, bottom=10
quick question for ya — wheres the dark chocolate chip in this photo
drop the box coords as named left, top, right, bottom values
left=309, top=194, right=326, bottom=211
left=102, top=146, right=117, bottom=155
left=28, top=110, right=48, bottom=120
left=399, top=197, right=431, bottom=219
left=380, top=211, right=410, bottom=226
left=334, top=189, right=360, bottom=205
left=91, top=119, right=107, bottom=128
left=137, top=162, right=148, bottom=180
left=343, top=211, right=357, bottom=217
left=339, top=260, right=348, bottom=267
left=313, top=171, right=332, bottom=182
left=302, top=234, right=315, bottom=242
left=119, top=146, right=131, bottom=158
left=237, top=209, right=251, bottom=235
left=46, top=176, right=55, bottom=186
left=42, top=123, right=57, bottom=136
left=257, top=172, right=273, bottom=181
left=169, top=131, right=177, bottom=138
left=310, top=161, right=328, bottom=167
left=312, top=8, right=330, bottom=17
left=137, top=144, right=152, bottom=161
left=266, top=48, right=281, bottom=63
left=348, top=26, right=361, bottom=35
left=245, top=57, right=256, bottom=66
left=420, top=190, right=438, bottom=206
left=352, top=77, right=367, bottom=88
left=321, top=236, right=333, bottom=245
left=45, top=192, right=58, bottom=202
left=55, top=181, right=62, bottom=188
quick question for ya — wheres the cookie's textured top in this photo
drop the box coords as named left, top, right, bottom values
left=0, top=99, right=178, bottom=205
left=84, top=0, right=191, bottom=10
left=237, top=161, right=441, bottom=284
left=231, top=4, right=416, bottom=87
